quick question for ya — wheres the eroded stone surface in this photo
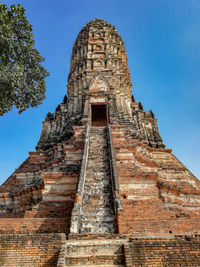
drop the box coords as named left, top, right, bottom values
left=80, top=127, right=117, bottom=234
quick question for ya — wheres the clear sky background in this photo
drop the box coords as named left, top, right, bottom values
left=0, top=0, right=200, bottom=183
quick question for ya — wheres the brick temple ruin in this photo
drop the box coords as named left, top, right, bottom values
left=0, top=19, right=200, bottom=266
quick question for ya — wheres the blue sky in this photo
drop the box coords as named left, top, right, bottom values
left=0, top=0, right=200, bottom=183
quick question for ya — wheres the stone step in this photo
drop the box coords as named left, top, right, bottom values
left=90, top=137, right=107, bottom=139
left=80, top=222, right=116, bottom=229
left=64, top=239, right=126, bottom=265
left=90, top=127, right=107, bottom=130
left=66, top=265, right=125, bottom=267
left=79, top=225, right=117, bottom=234
left=89, top=147, right=107, bottom=150
left=83, top=190, right=112, bottom=195
left=84, top=181, right=112, bottom=185
left=87, top=161, right=108, bottom=165
left=84, top=183, right=112, bottom=189
left=82, top=199, right=114, bottom=206
left=87, top=155, right=107, bottom=159
left=88, top=157, right=108, bottom=161
left=89, top=151, right=107, bottom=154
left=82, top=199, right=114, bottom=205
left=88, top=152, right=107, bottom=156
left=86, top=167, right=110, bottom=172
left=83, top=188, right=113, bottom=194
left=89, top=144, right=107, bottom=146
left=87, top=157, right=108, bottom=161
left=88, top=150, right=108, bottom=154
left=85, top=189, right=113, bottom=196
left=81, top=209, right=115, bottom=216
left=89, top=141, right=107, bottom=144
left=90, top=131, right=106, bottom=133
left=80, top=222, right=116, bottom=230
left=90, top=133, right=106, bottom=135
left=66, top=243, right=124, bottom=255
left=87, top=167, right=109, bottom=172
left=87, top=163, right=109, bottom=168
left=89, top=144, right=107, bottom=148
left=89, top=142, right=107, bottom=146
left=88, top=156, right=108, bottom=160
left=82, top=205, right=114, bottom=210
left=90, top=135, right=107, bottom=138
left=84, top=176, right=111, bottom=181
left=89, top=139, right=106, bottom=141
left=80, top=212, right=115, bottom=220
left=89, top=140, right=106, bottom=143
left=90, top=129, right=107, bottom=133
left=82, top=198, right=113, bottom=204
left=88, top=154, right=108, bottom=158
left=83, top=189, right=113, bottom=194
left=84, top=178, right=111, bottom=183
left=65, top=254, right=124, bottom=266
left=84, top=180, right=112, bottom=186
left=84, top=180, right=110, bottom=185
left=83, top=195, right=113, bottom=202
left=90, top=131, right=107, bottom=134
left=89, top=143, right=107, bottom=145
left=80, top=216, right=116, bottom=222
left=82, top=206, right=115, bottom=212
left=83, top=187, right=112, bottom=193
left=86, top=172, right=110, bottom=177
left=82, top=201, right=114, bottom=207
left=90, top=131, right=107, bottom=138
left=80, top=217, right=115, bottom=224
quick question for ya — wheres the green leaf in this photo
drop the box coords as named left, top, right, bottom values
left=0, top=3, right=49, bottom=115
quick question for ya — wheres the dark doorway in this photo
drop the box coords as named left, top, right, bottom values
left=91, top=104, right=108, bottom=126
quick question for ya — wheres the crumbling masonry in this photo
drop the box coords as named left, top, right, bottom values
left=0, top=19, right=200, bottom=266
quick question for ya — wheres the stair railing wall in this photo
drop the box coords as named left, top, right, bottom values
left=107, top=124, right=123, bottom=217
left=69, top=124, right=90, bottom=234
left=57, top=243, right=66, bottom=267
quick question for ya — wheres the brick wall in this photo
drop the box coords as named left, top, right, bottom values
left=0, top=233, right=65, bottom=266
left=129, top=235, right=200, bottom=266
left=0, top=126, right=85, bottom=234
left=0, top=218, right=69, bottom=233
left=111, top=125, right=200, bottom=235
left=0, top=233, right=199, bottom=266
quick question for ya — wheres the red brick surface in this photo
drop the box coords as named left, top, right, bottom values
left=129, top=235, right=200, bottom=266
left=111, top=126, right=200, bottom=235
left=0, top=234, right=65, bottom=266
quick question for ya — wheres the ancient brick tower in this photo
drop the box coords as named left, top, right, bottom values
left=0, top=19, right=200, bottom=266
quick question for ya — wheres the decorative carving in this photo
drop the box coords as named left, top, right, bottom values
left=89, top=74, right=110, bottom=92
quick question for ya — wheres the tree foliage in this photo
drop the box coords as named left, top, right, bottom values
left=0, top=3, right=49, bottom=115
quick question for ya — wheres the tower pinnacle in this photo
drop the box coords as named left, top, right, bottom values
left=36, top=19, right=164, bottom=151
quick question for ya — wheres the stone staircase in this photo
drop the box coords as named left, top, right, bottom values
left=79, top=126, right=117, bottom=234
left=59, top=239, right=126, bottom=267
